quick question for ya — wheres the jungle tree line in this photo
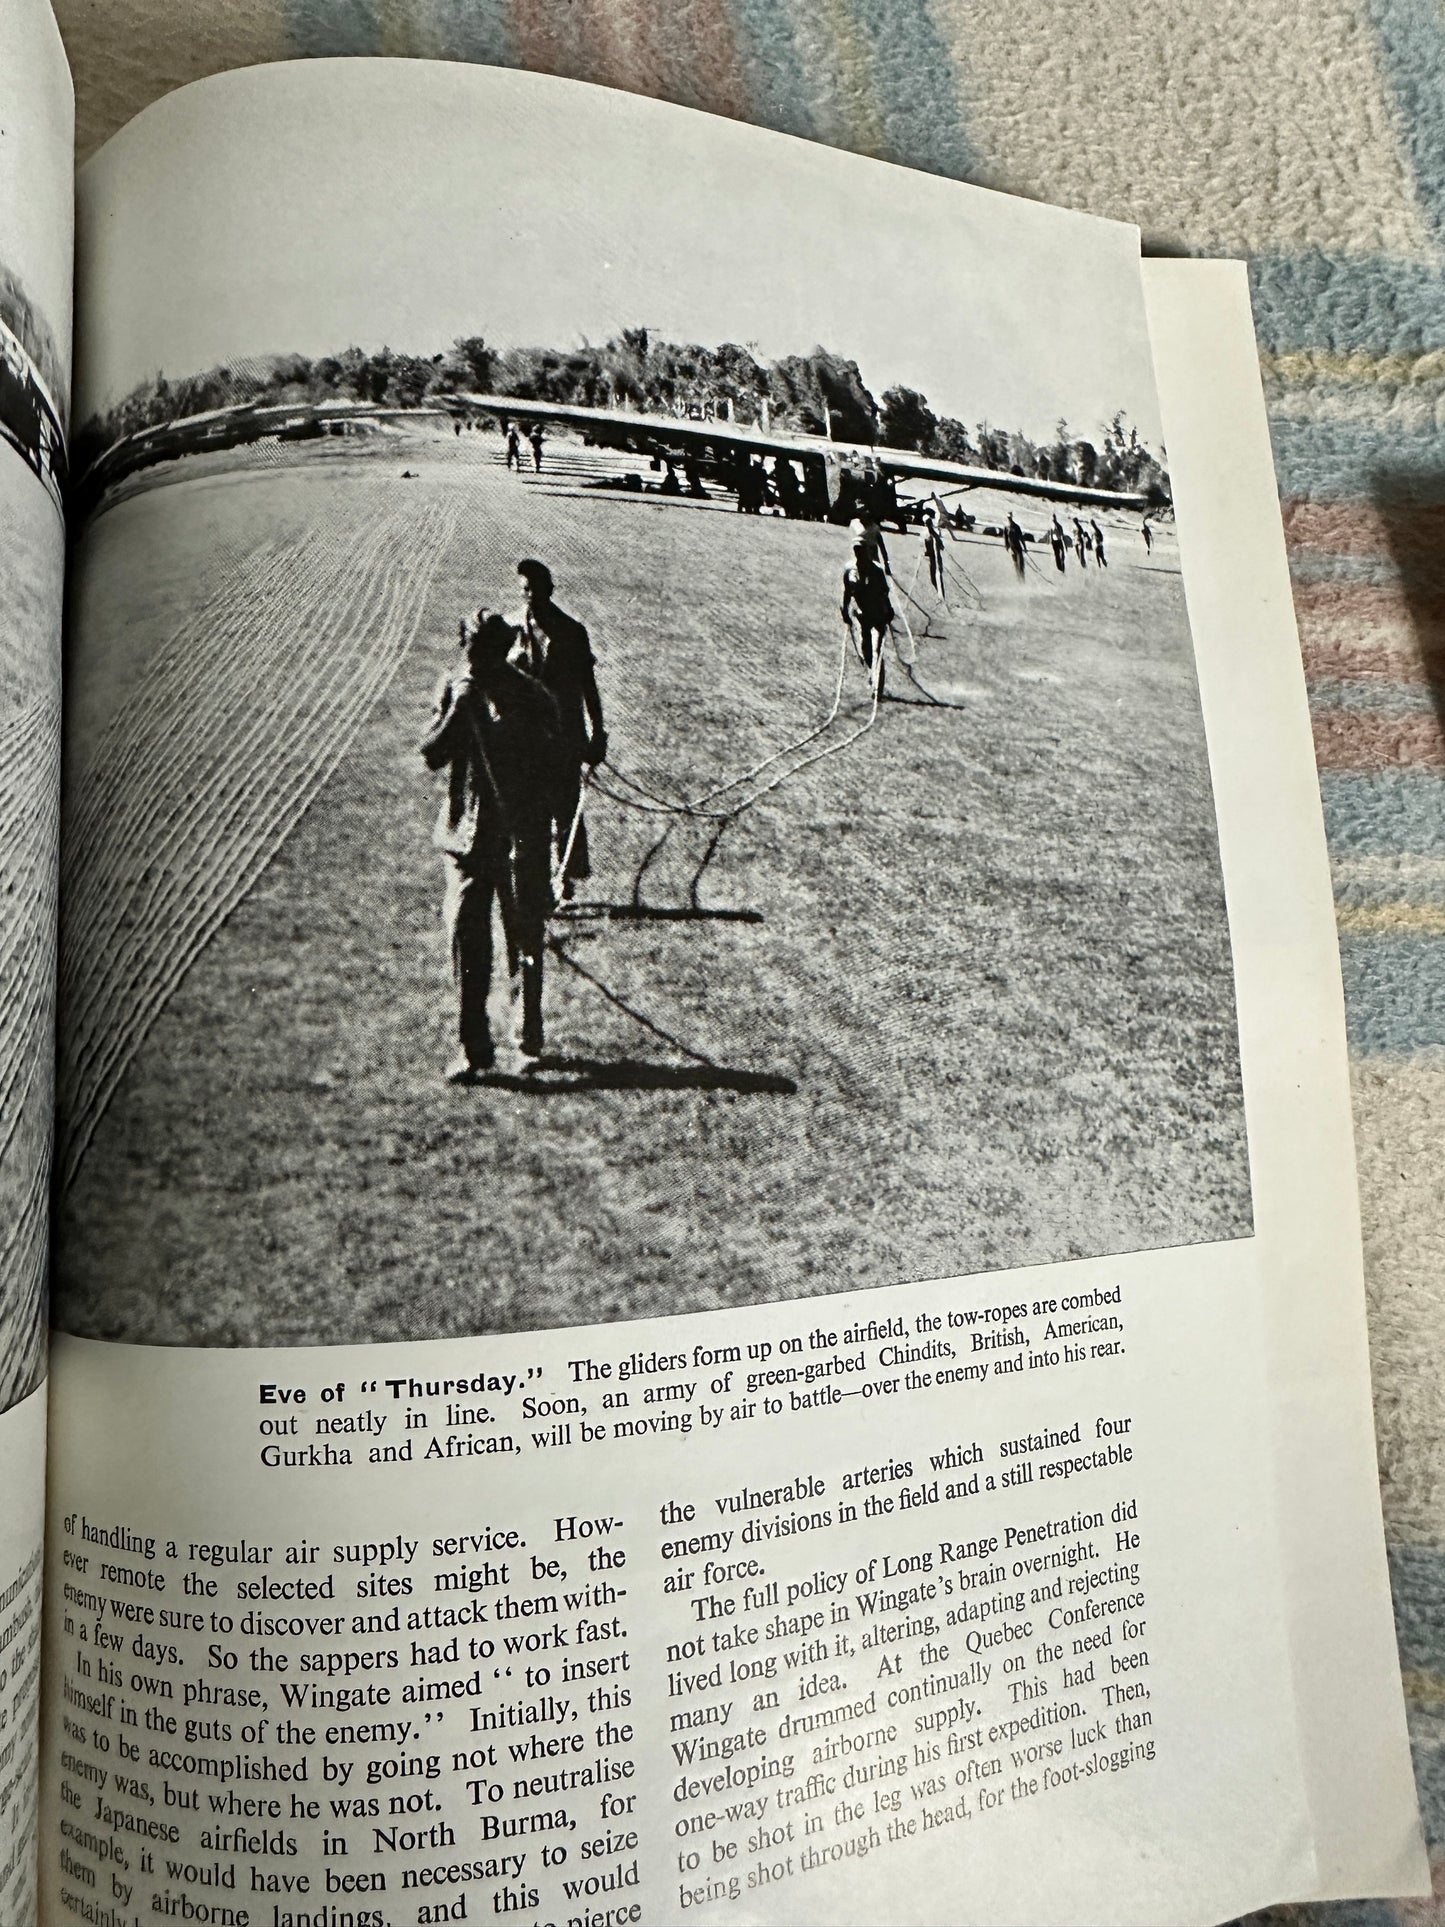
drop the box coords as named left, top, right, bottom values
left=74, top=327, right=1168, bottom=498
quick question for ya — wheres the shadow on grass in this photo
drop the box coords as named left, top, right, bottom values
left=494, top=933, right=794, bottom=1095
left=557, top=900, right=764, bottom=924
left=521, top=483, right=737, bottom=518
left=468, top=1053, right=797, bottom=1096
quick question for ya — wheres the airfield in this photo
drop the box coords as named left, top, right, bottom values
left=55, top=420, right=1252, bottom=1350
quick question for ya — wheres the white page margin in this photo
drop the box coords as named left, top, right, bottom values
left=1144, top=256, right=1427, bottom=1900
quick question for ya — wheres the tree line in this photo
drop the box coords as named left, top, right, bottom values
left=75, top=328, right=1168, bottom=499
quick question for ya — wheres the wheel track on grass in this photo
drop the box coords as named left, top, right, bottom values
left=0, top=717, right=58, bottom=929
left=0, top=1155, right=50, bottom=1402
left=0, top=700, right=50, bottom=784
left=58, top=507, right=437, bottom=1170
left=0, top=694, right=59, bottom=1405
left=58, top=509, right=437, bottom=1179
left=0, top=702, right=59, bottom=1138
left=57, top=496, right=460, bottom=1188
left=0, top=837, right=57, bottom=1156
left=61, top=527, right=385, bottom=955
left=0, top=705, right=59, bottom=1161
left=61, top=527, right=344, bottom=874
left=61, top=540, right=425, bottom=1094
left=61, top=538, right=316, bottom=860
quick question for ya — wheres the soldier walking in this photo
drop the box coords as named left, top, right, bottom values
left=842, top=535, right=894, bottom=693
left=921, top=503, right=947, bottom=596
left=422, top=611, right=564, bottom=1079
left=1003, top=512, right=1027, bottom=580
left=510, top=559, right=608, bottom=899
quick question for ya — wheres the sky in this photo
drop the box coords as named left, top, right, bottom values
left=78, top=60, right=1163, bottom=448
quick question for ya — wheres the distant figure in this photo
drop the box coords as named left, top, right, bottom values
left=773, top=457, right=802, bottom=520
left=509, top=560, right=608, bottom=899
left=1072, top=517, right=1089, bottom=567
left=736, top=457, right=767, bottom=514
left=528, top=425, right=545, bottom=472
left=422, top=611, right=564, bottom=1078
left=454, top=419, right=463, bottom=438
left=1049, top=515, right=1069, bottom=573
left=841, top=538, right=894, bottom=691
left=834, top=464, right=864, bottom=526
left=874, top=469, right=905, bottom=533
left=1003, top=513, right=1027, bottom=580
left=1091, top=519, right=1107, bottom=568
left=505, top=422, right=523, bottom=471
left=1141, top=517, right=1153, bottom=554
left=921, top=504, right=947, bottom=597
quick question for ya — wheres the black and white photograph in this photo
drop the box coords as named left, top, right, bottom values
left=0, top=0, right=70, bottom=1410
left=54, top=62, right=1252, bottom=1352
left=0, top=392, right=62, bottom=1409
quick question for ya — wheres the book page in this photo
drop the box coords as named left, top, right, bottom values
left=0, top=0, right=70, bottom=1412
left=1142, top=258, right=1428, bottom=1902
left=41, top=60, right=1424, bottom=1925
left=0, top=1, right=71, bottom=1916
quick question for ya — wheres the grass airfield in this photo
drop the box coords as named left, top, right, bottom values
left=56, top=423, right=1251, bottom=1349
left=0, top=448, right=60, bottom=1404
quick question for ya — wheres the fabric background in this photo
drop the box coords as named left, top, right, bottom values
left=47, top=2, right=1444, bottom=1916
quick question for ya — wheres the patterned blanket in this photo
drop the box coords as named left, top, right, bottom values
left=49, top=2, right=1445, bottom=1915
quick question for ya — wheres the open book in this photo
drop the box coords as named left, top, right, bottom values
left=0, top=3, right=1430, bottom=1921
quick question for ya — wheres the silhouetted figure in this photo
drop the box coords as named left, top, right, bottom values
left=422, top=611, right=564, bottom=1078
left=842, top=539, right=894, bottom=693
left=922, top=504, right=947, bottom=596
left=736, top=457, right=767, bottom=514
left=1003, top=513, right=1027, bottom=580
left=872, top=469, right=905, bottom=533
left=509, top=560, right=608, bottom=899
left=773, top=457, right=802, bottom=519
